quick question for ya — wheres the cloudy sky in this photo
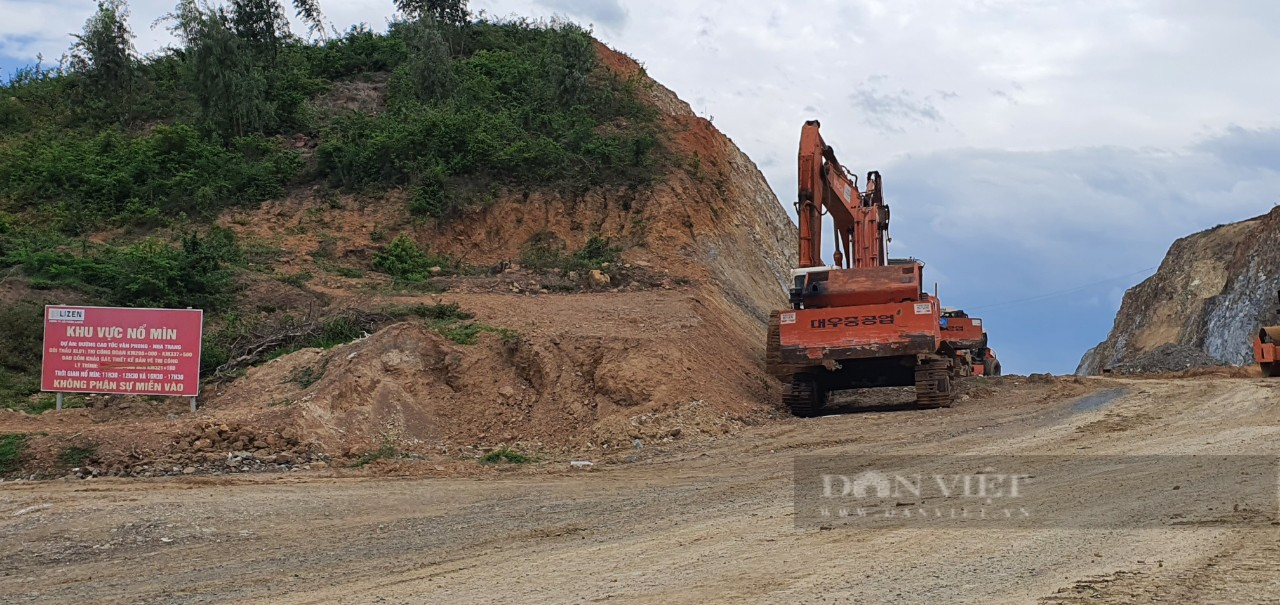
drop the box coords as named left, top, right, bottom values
left=4, top=0, right=1279, bottom=374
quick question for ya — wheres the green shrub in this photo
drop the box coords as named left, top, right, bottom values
left=8, top=231, right=239, bottom=311
left=400, top=302, right=474, bottom=321
left=0, top=302, right=44, bottom=375
left=0, top=303, right=50, bottom=412
left=434, top=321, right=516, bottom=345
left=58, top=443, right=98, bottom=467
left=277, top=270, right=313, bottom=287
left=352, top=440, right=401, bottom=467
left=521, top=234, right=620, bottom=274
left=301, top=24, right=407, bottom=79
left=0, top=125, right=301, bottom=234
left=307, top=317, right=365, bottom=348
left=372, top=234, right=454, bottom=281
left=480, top=448, right=532, bottom=464
left=0, top=434, right=29, bottom=475
left=315, top=18, right=662, bottom=220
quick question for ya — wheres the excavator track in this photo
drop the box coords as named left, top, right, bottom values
left=784, top=374, right=825, bottom=417
left=915, top=358, right=956, bottom=409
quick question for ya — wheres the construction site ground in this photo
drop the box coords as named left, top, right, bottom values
left=5, top=374, right=1280, bottom=604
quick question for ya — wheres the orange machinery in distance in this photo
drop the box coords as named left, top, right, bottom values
left=766, top=120, right=996, bottom=416
left=940, top=310, right=1000, bottom=377
left=1255, top=289, right=1279, bottom=378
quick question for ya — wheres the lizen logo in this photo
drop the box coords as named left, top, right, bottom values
left=47, top=308, right=86, bottom=323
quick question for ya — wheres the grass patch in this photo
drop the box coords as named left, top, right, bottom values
left=289, top=362, right=326, bottom=389
left=407, top=301, right=513, bottom=345
left=0, top=368, right=42, bottom=413
left=277, top=271, right=313, bottom=288
left=437, top=322, right=518, bottom=345
left=352, top=441, right=402, bottom=467
left=0, top=434, right=30, bottom=475
left=325, top=264, right=365, bottom=278
left=241, top=241, right=286, bottom=269
left=266, top=316, right=368, bottom=360
left=480, top=448, right=533, bottom=464
left=520, top=234, right=621, bottom=274
left=397, top=302, right=474, bottom=321
left=58, top=443, right=97, bottom=468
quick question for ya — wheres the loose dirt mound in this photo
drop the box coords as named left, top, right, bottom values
left=207, top=289, right=782, bottom=455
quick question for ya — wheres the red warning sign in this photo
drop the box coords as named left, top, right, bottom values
left=41, top=306, right=204, bottom=397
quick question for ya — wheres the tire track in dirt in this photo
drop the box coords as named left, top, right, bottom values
left=2, top=377, right=1278, bottom=604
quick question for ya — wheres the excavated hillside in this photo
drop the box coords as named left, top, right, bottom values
left=1078, top=206, right=1280, bottom=374
left=0, top=42, right=799, bottom=475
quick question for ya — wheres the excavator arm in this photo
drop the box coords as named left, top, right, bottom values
left=796, top=120, right=889, bottom=269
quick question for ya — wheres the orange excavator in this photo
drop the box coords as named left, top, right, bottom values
left=766, top=120, right=995, bottom=416
left=940, top=309, right=1001, bottom=377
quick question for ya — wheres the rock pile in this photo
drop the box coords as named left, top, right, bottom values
left=1105, top=343, right=1227, bottom=375
left=68, top=423, right=333, bottom=479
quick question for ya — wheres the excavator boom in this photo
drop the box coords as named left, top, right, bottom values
left=797, top=120, right=887, bottom=270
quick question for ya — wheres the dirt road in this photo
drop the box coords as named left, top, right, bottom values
left=3, top=376, right=1280, bottom=604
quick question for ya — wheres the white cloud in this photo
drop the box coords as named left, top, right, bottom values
left=534, top=0, right=627, bottom=30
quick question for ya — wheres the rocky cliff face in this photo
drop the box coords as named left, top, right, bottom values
left=1077, top=206, right=1280, bottom=374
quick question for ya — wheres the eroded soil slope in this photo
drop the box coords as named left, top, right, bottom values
left=0, top=42, right=798, bottom=475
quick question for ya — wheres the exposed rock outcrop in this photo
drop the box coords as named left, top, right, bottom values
left=1078, top=206, right=1280, bottom=374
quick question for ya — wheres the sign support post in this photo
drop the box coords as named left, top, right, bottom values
left=56, top=392, right=63, bottom=411
left=190, top=397, right=197, bottom=413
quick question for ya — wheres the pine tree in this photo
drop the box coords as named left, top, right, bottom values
left=292, top=0, right=326, bottom=39
left=166, top=2, right=274, bottom=141
left=395, top=0, right=469, bottom=27
left=230, top=0, right=291, bottom=60
left=70, top=0, right=137, bottom=112
left=403, top=17, right=454, bottom=100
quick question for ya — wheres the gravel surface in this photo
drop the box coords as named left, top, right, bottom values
left=2, top=376, right=1280, bottom=604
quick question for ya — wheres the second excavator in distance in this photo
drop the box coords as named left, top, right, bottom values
left=766, top=120, right=998, bottom=416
